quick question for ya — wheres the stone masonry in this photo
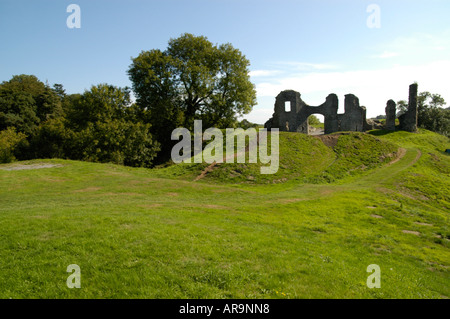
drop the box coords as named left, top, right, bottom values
left=398, top=83, right=418, bottom=132
left=385, top=100, right=396, bottom=131
left=265, top=90, right=368, bottom=134
left=264, top=84, right=418, bottom=134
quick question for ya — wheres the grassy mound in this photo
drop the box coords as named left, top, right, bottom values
left=155, top=131, right=400, bottom=184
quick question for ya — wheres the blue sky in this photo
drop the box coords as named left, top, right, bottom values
left=1, top=0, right=449, bottom=123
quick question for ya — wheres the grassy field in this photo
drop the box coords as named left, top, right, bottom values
left=0, top=129, right=448, bottom=298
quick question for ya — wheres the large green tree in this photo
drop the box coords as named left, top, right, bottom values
left=64, top=84, right=133, bottom=130
left=416, top=91, right=448, bottom=136
left=64, top=83, right=160, bottom=167
left=0, top=74, right=62, bottom=135
left=128, top=33, right=257, bottom=160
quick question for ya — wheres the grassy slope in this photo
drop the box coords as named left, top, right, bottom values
left=0, top=129, right=448, bottom=298
left=154, top=132, right=399, bottom=184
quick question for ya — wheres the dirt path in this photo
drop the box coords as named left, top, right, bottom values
left=193, top=162, right=219, bottom=182
left=194, top=132, right=260, bottom=182
left=309, top=128, right=325, bottom=136
left=387, top=148, right=407, bottom=166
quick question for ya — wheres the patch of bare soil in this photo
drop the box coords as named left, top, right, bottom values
left=386, top=148, right=407, bottom=166
left=138, top=204, right=163, bottom=209
left=40, top=176, right=67, bottom=183
left=414, top=222, right=433, bottom=227
left=309, top=128, right=325, bottom=136
left=279, top=198, right=309, bottom=203
left=204, top=204, right=228, bottom=209
left=0, top=163, right=63, bottom=171
left=194, top=162, right=219, bottom=182
left=167, top=192, right=179, bottom=197
left=315, top=134, right=340, bottom=148
left=194, top=132, right=260, bottom=182
left=402, top=230, right=421, bottom=236
left=31, top=215, right=50, bottom=219
left=73, top=187, right=102, bottom=193
left=398, top=187, right=430, bottom=201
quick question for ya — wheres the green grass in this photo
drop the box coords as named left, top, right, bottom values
left=0, top=129, right=449, bottom=298
left=155, top=132, right=399, bottom=184
left=310, top=123, right=324, bottom=129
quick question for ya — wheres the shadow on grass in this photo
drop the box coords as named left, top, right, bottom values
left=368, top=129, right=397, bottom=136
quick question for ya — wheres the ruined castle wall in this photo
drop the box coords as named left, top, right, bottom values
left=385, top=100, right=396, bottom=131
left=272, top=90, right=304, bottom=132
left=265, top=84, right=417, bottom=135
left=339, top=94, right=365, bottom=132
left=399, top=83, right=418, bottom=132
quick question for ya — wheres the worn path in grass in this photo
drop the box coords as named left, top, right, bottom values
left=344, top=148, right=421, bottom=188
left=261, top=147, right=420, bottom=203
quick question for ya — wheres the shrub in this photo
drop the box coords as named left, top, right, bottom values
left=27, top=118, right=67, bottom=159
left=0, top=127, right=27, bottom=163
left=66, top=120, right=160, bottom=167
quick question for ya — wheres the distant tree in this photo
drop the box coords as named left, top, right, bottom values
left=52, top=84, right=66, bottom=100
left=0, top=74, right=62, bottom=135
left=237, top=119, right=260, bottom=129
left=128, top=33, right=257, bottom=161
left=414, top=91, right=448, bottom=136
left=308, top=115, right=321, bottom=126
left=417, top=92, right=442, bottom=124
left=66, top=119, right=160, bottom=167
left=26, top=118, right=67, bottom=160
left=0, top=127, right=26, bottom=163
left=0, top=75, right=161, bottom=166
left=396, top=100, right=408, bottom=114
left=64, top=84, right=160, bottom=167
left=65, top=84, right=132, bottom=130
left=396, top=90, right=449, bottom=136
left=428, top=93, right=445, bottom=109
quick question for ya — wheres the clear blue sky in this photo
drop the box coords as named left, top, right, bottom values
left=1, top=0, right=449, bottom=123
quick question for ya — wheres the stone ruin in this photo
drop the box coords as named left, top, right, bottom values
left=398, top=83, right=418, bottom=132
left=264, top=83, right=418, bottom=134
left=385, top=99, right=397, bottom=131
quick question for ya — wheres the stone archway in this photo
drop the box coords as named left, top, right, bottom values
left=307, top=114, right=325, bottom=136
left=265, top=90, right=339, bottom=134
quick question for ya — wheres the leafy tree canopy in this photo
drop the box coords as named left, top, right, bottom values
left=61, top=83, right=160, bottom=167
left=308, top=115, right=321, bottom=126
left=128, top=33, right=257, bottom=131
left=65, top=84, right=132, bottom=130
left=0, top=74, right=62, bottom=135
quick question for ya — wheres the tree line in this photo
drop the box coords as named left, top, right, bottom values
left=0, top=34, right=257, bottom=165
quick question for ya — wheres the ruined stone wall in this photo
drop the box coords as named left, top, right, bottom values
left=398, top=83, right=418, bottom=132
left=265, top=90, right=365, bottom=134
left=265, top=91, right=340, bottom=133
left=321, top=94, right=339, bottom=134
left=385, top=100, right=396, bottom=131
left=339, top=94, right=366, bottom=132
left=270, top=90, right=307, bottom=133
left=265, top=84, right=418, bottom=135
